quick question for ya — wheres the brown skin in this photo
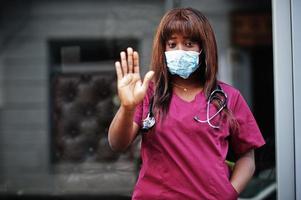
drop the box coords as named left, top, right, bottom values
left=108, top=34, right=255, bottom=195
left=108, top=47, right=154, bottom=152
left=230, top=150, right=256, bottom=194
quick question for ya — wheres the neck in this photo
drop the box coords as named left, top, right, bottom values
left=172, top=75, right=201, bottom=89
left=171, top=77, right=202, bottom=94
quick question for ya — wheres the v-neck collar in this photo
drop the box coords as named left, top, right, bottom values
left=172, top=89, right=204, bottom=104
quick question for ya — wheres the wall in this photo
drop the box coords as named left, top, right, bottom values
left=0, top=0, right=163, bottom=195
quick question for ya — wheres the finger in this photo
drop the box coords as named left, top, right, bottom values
left=120, top=51, right=128, bottom=75
left=133, top=51, right=140, bottom=74
left=141, top=71, right=154, bottom=91
left=115, top=61, right=123, bottom=80
left=127, top=47, right=133, bottom=73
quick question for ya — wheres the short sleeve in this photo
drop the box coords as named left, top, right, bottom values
left=134, top=101, right=143, bottom=127
left=133, top=82, right=154, bottom=127
left=230, top=91, right=266, bottom=157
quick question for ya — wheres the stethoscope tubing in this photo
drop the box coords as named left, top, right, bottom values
left=141, top=85, right=227, bottom=131
left=194, top=87, right=227, bottom=129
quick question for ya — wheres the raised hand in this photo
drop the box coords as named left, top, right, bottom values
left=115, top=47, right=154, bottom=110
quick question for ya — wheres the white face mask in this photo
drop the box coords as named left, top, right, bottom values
left=165, top=50, right=200, bottom=79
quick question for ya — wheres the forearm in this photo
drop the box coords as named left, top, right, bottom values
left=109, top=47, right=153, bottom=152
left=230, top=150, right=256, bottom=194
left=108, top=106, right=137, bottom=152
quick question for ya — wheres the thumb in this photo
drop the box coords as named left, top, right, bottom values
left=141, top=71, right=154, bottom=90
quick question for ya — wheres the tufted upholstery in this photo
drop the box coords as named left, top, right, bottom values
left=52, top=72, right=120, bottom=163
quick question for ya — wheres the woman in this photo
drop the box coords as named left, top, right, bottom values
left=108, top=7, right=265, bottom=200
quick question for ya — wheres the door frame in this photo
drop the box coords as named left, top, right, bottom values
left=272, top=0, right=300, bottom=199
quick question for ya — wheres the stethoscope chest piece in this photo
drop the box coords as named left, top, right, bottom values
left=142, top=113, right=156, bottom=131
left=141, top=97, right=155, bottom=132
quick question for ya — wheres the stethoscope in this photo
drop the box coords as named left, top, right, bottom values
left=141, top=85, right=227, bottom=132
left=193, top=85, right=227, bottom=129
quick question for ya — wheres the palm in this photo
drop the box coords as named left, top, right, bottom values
left=118, top=73, right=145, bottom=106
left=115, top=48, right=154, bottom=110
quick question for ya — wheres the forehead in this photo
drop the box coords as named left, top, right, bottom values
left=168, top=34, right=192, bottom=40
left=162, top=19, right=201, bottom=42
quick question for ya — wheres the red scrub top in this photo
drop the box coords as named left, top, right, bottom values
left=132, top=82, right=265, bottom=200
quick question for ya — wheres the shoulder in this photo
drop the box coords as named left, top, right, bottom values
left=217, top=81, right=243, bottom=109
left=218, top=81, right=240, bottom=96
left=139, top=81, right=155, bottom=107
left=146, top=81, right=155, bottom=99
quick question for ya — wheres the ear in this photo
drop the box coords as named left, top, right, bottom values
left=199, top=49, right=203, bottom=54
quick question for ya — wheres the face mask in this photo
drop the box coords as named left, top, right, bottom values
left=165, top=50, right=200, bottom=79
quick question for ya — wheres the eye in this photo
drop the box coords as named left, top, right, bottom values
left=185, top=41, right=195, bottom=47
left=167, top=41, right=176, bottom=48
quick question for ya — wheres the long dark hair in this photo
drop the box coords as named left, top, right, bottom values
left=150, top=7, right=238, bottom=133
left=151, top=7, right=218, bottom=117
